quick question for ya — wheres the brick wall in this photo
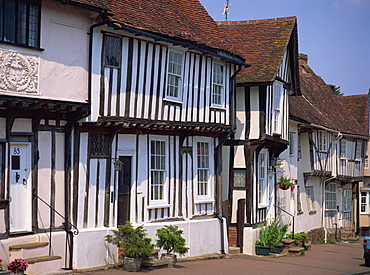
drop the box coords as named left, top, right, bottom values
left=229, top=225, right=237, bottom=246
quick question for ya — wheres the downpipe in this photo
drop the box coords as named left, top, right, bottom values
left=214, top=65, right=242, bottom=254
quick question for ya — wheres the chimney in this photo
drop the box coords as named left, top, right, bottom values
left=299, top=53, right=308, bottom=65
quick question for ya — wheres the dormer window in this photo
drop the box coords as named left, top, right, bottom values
left=0, top=0, right=41, bottom=48
left=212, top=63, right=224, bottom=106
left=166, top=50, right=183, bottom=100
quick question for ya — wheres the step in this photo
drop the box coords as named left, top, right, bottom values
left=342, top=236, right=359, bottom=243
left=141, top=259, right=168, bottom=269
left=23, top=256, right=63, bottom=275
left=288, top=247, right=305, bottom=255
left=228, top=247, right=241, bottom=255
left=9, top=242, right=50, bottom=259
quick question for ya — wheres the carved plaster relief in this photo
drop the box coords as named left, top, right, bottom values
left=0, top=49, right=39, bottom=94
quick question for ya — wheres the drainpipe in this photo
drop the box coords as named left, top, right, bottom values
left=322, top=176, right=336, bottom=243
left=63, top=15, right=108, bottom=270
left=215, top=65, right=242, bottom=254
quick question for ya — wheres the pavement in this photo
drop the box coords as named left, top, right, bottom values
left=73, top=240, right=370, bottom=275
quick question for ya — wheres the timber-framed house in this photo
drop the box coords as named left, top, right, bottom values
left=217, top=17, right=300, bottom=254
left=288, top=54, right=369, bottom=242
left=0, top=0, right=90, bottom=273
left=67, top=0, right=247, bottom=270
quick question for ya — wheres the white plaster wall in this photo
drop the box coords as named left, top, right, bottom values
left=55, top=132, right=65, bottom=226
left=295, top=177, right=323, bottom=233
left=234, top=145, right=245, bottom=168
left=249, top=86, right=260, bottom=139
left=222, top=146, right=230, bottom=202
left=243, top=227, right=258, bottom=255
left=12, top=118, right=32, bottom=132
left=231, top=190, right=245, bottom=223
left=38, top=131, right=52, bottom=229
left=235, top=87, right=246, bottom=140
left=0, top=0, right=92, bottom=102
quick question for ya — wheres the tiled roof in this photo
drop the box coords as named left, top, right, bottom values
left=70, top=0, right=242, bottom=60
left=289, top=54, right=367, bottom=136
left=217, top=17, right=297, bottom=83
left=339, top=94, right=369, bottom=133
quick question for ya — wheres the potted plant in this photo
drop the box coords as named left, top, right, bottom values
left=255, top=223, right=270, bottom=256
left=156, top=225, right=189, bottom=268
left=270, top=219, right=289, bottom=254
left=105, top=221, right=154, bottom=272
left=276, top=175, right=295, bottom=191
left=7, top=259, right=28, bottom=275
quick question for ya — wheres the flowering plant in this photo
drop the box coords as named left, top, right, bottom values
left=0, top=259, right=4, bottom=271
left=276, top=175, right=295, bottom=191
left=7, top=258, right=28, bottom=272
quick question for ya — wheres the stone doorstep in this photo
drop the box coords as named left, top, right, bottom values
left=141, top=259, right=168, bottom=269
left=24, top=255, right=62, bottom=264
left=9, top=242, right=49, bottom=250
left=341, top=237, right=360, bottom=243
left=288, top=247, right=305, bottom=255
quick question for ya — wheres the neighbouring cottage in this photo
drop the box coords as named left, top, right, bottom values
left=339, top=93, right=370, bottom=236
left=286, top=54, right=369, bottom=242
left=217, top=17, right=300, bottom=254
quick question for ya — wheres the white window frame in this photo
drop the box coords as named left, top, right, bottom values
left=342, top=188, right=352, bottom=212
left=318, top=131, right=327, bottom=152
left=325, top=183, right=337, bottom=211
left=166, top=50, right=184, bottom=101
left=257, top=149, right=268, bottom=207
left=305, top=186, right=316, bottom=213
left=212, top=62, right=225, bottom=107
left=194, top=138, right=214, bottom=202
left=149, top=137, right=168, bottom=205
left=273, top=82, right=283, bottom=134
left=361, top=191, right=369, bottom=214
left=355, top=140, right=363, bottom=161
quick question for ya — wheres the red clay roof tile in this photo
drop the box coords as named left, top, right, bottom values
left=217, top=17, right=297, bottom=83
left=339, top=94, right=369, bottom=133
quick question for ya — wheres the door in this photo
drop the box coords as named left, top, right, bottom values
left=9, top=143, right=32, bottom=232
left=117, top=156, right=131, bottom=225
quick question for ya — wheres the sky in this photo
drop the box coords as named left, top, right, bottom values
left=199, top=0, right=370, bottom=96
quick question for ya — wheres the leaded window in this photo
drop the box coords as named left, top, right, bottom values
left=104, top=35, right=121, bottom=68
left=273, top=83, right=283, bottom=134
left=0, top=0, right=41, bottom=48
left=212, top=63, right=224, bottom=106
left=90, top=133, right=109, bottom=158
left=233, top=168, right=246, bottom=188
left=166, top=51, right=183, bottom=99
left=258, top=150, right=268, bottom=206
left=343, top=189, right=352, bottom=212
left=0, top=143, right=4, bottom=199
left=150, top=140, right=166, bottom=201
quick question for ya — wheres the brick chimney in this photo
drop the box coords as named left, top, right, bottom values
left=299, top=53, right=308, bottom=65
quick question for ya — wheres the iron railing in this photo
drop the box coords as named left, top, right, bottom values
left=33, top=192, right=79, bottom=270
left=275, top=205, right=294, bottom=238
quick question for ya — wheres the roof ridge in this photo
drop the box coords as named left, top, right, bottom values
left=217, top=16, right=296, bottom=25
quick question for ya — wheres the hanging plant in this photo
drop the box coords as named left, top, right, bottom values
left=276, top=175, right=295, bottom=191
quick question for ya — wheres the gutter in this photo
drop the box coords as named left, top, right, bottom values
left=63, top=15, right=109, bottom=270
left=214, top=64, right=243, bottom=254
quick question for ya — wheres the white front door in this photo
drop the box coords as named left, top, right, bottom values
left=9, top=143, right=32, bottom=232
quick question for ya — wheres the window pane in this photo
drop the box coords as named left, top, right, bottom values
left=4, top=0, right=16, bottom=43
left=233, top=169, right=245, bottom=188
left=150, top=140, right=166, bottom=201
left=28, top=4, right=39, bottom=47
left=197, top=142, right=210, bottom=196
left=17, top=2, right=27, bottom=45
left=212, top=63, right=224, bottom=105
left=104, top=35, right=121, bottom=67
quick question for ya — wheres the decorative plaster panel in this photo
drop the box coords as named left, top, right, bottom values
left=0, top=49, right=39, bottom=94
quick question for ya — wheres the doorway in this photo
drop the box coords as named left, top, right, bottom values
left=117, top=156, right=131, bottom=225
left=9, top=143, right=32, bottom=233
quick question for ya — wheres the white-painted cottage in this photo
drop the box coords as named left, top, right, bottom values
left=217, top=17, right=300, bottom=254
left=286, top=54, right=369, bottom=242
left=0, top=0, right=248, bottom=273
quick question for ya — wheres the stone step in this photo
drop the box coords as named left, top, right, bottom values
left=228, top=246, right=240, bottom=255
left=10, top=242, right=50, bottom=259
left=288, top=247, right=305, bottom=256
left=342, top=236, right=359, bottom=243
left=23, top=255, right=63, bottom=275
left=141, top=259, right=168, bottom=269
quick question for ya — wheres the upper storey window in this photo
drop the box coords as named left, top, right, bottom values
left=0, top=0, right=41, bottom=48
left=166, top=50, right=183, bottom=100
left=273, top=82, right=283, bottom=134
left=104, top=34, right=121, bottom=68
left=212, top=63, right=224, bottom=106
